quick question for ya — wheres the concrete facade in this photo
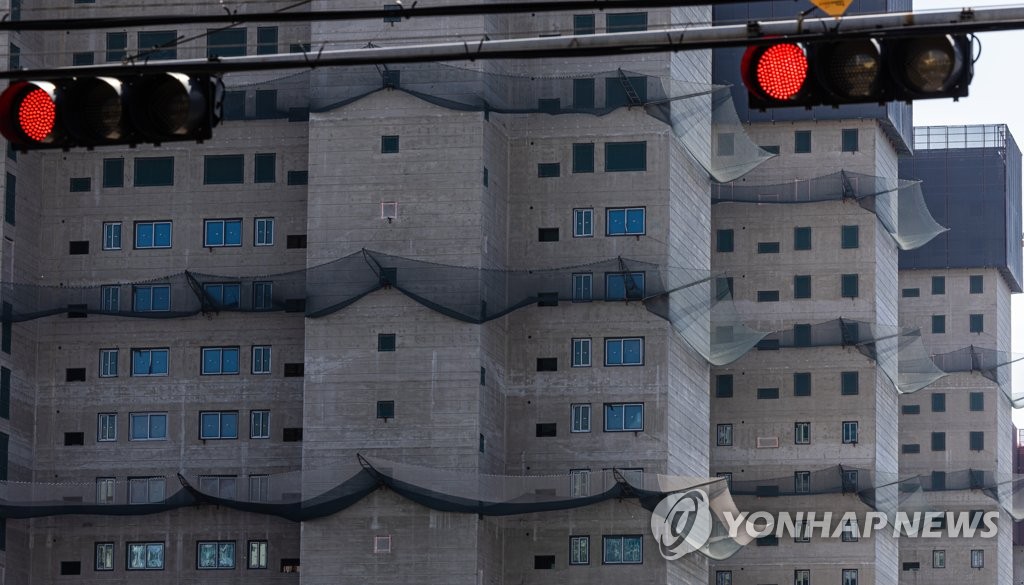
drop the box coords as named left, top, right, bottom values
left=708, top=119, right=904, bottom=585
left=0, top=1, right=721, bottom=584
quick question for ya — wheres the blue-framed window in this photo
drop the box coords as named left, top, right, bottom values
left=253, top=281, right=274, bottom=310
left=605, top=272, right=645, bottom=301
left=602, top=535, right=643, bottom=563
left=604, top=403, right=643, bottom=432
left=134, top=221, right=172, bottom=249
left=605, top=337, right=643, bottom=365
left=99, top=349, right=118, bottom=378
left=202, top=347, right=240, bottom=375
left=254, top=217, right=274, bottom=246
left=204, top=219, right=242, bottom=247
left=572, top=273, right=593, bottom=302
left=573, top=208, right=593, bottom=237
left=200, top=412, right=239, bottom=440
left=131, top=349, right=168, bottom=376
left=103, top=222, right=122, bottom=250
left=842, top=421, right=859, bottom=444
left=251, top=346, right=271, bottom=374
left=572, top=338, right=591, bottom=367
left=129, top=414, right=167, bottom=441
left=203, top=283, right=241, bottom=308
left=606, top=207, right=645, bottom=235
left=101, top=286, right=120, bottom=312
left=132, top=285, right=170, bottom=312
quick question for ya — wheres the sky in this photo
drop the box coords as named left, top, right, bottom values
left=900, top=1, right=1024, bottom=426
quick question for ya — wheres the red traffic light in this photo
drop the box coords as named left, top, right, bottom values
left=0, top=81, right=58, bottom=145
left=0, top=73, right=222, bottom=150
left=743, top=43, right=809, bottom=102
left=741, top=35, right=973, bottom=110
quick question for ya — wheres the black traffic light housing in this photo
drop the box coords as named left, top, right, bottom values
left=0, top=73, right=222, bottom=150
left=742, top=34, right=974, bottom=110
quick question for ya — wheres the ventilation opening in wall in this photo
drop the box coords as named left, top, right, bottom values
left=538, top=228, right=559, bottom=242
left=537, top=292, right=559, bottom=307
left=68, top=241, right=89, bottom=255
left=65, top=368, right=86, bottom=382
left=377, top=400, right=395, bottom=420
left=536, top=358, right=557, bottom=372
left=63, top=432, right=84, bottom=446
left=536, top=423, right=557, bottom=437
left=284, top=363, right=304, bottom=377
left=374, top=535, right=391, bottom=553
left=534, top=555, right=555, bottom=570
left=381, top=202, right=398, bottom=223
left=283, top=427, right=303, bottom=442
left=59, top=561, right=81, bottom=575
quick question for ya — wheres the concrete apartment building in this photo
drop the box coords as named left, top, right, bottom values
left=896, top=124, right=1022, bottom=585
left=0, top=0, right=722, bottom=584
left=708, top=2, right=910, bottom=585
left=0, top=1, right=1018, bottom=585
left=709, top=5, right=1021, bottom=585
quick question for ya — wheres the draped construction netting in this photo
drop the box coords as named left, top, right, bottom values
left=0, top=251, right=767, bottom=366
left=228, top=62, right=774, bottom=183
left=711, top=170, right=948, bottom=251
left=3, top=456, right=1021, bottom=555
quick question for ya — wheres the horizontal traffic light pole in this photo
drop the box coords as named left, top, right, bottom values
left=3, top=5, right=1024, bottom=79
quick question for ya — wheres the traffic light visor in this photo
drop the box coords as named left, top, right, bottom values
left=892, top=35, right=967, bottom=96
left=743, top=42, right=808, bottom=102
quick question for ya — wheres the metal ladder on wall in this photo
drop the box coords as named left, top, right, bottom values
left=616, top=69, right=642, bottom=106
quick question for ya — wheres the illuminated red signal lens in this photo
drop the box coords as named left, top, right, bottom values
left=17, top=87, right=56, bottom=142
left=754, top=43, right=808, bottom=101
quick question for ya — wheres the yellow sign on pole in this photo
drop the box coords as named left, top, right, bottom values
left=811, top=0, right=854, bottom=17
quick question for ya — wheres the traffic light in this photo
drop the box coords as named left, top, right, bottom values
left=741, top=34, right=974, bottom=109
left=0, top=73, right=222, bottom=150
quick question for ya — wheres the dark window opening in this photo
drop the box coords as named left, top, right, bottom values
left=69, top=241, right=89, bottom=255
left=65, top=368, right=86, bottom=382
left=378, top=334, right=396, bottom=352
left=377, top=401, right=395, bottom=419
left=534, top=555, right=556, bottom=570
left=286, top=235, right=307, bottom=249
left=536, top=358, right=558, bottom=372
left=283, top=363, right=304, bottom=377
left=60, top=561, right=81, bottom=575
left=63, top=432, right=84, bottom=446
left=282, top=428, right=302, bottom=442
left=538, top=228, right=559, bottom=242
left=537, top=292, right=559, bottom=307
left=536, top=423, right=557, bottom=437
